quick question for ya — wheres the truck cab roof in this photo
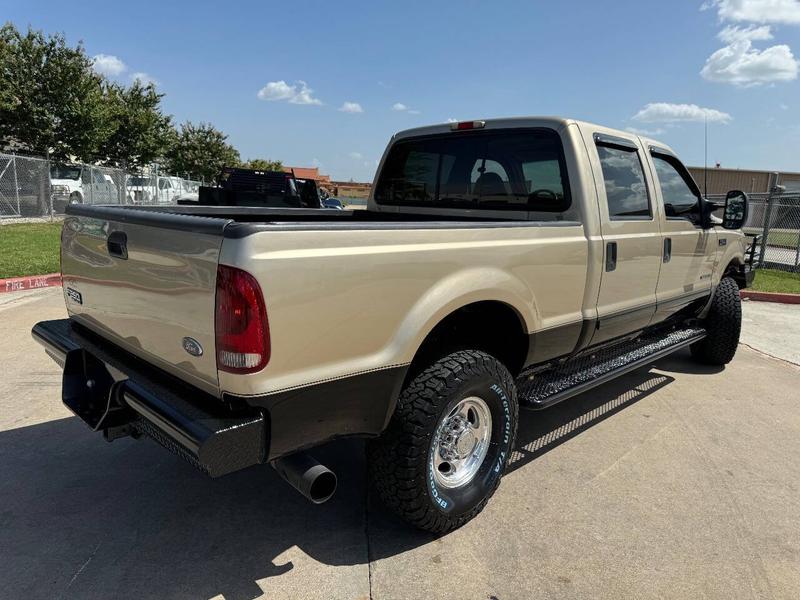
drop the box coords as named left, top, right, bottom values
left=370, top=116, right=680, bottom=217
left=389, top=115, right=677, bottom=154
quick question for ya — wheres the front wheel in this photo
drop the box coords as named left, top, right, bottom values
left=691, top=276, right=742, bottom=365
left=368, top=350, right=519, bottom=533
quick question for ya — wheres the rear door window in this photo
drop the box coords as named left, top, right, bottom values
left=374, top=129, right=573, bottom=218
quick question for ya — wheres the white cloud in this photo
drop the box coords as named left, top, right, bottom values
left=348, top=152, right=363, bottom=160
left=701, top=35, right=798, bottom=85
left=92, top=54, right=158, bottom=86
left=92, top=54, right=126, bottom=77
left=130, top=72, right=157, bottom=86
left=257, top=80, right=322, bottom=105
left=633, top=102, right=733, bottom=123
left=717, top=24, right=774, bottom=42
left=701, top=2, right=800, bottom=86
left=625, top=126, right=666, bottom=136
left=780, top=102, right=790, bottom=109
left=339, top=101, right=364, bottom=113
left=392, top=102, right=421, bottom=114
left=446, top=117, right=458, bottom=123
left=703, top=0, right=800, bottom=24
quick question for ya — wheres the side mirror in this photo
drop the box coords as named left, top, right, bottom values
left=722, top=190, right=748, bottom=230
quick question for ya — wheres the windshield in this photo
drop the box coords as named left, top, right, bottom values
left=128, top=177, right=152, bottom=186
left=50, top=165, right=81, bottom=180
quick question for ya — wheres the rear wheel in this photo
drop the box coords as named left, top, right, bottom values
left=368, top=350, right=518, bottom=533
left=691, top=276, right=741, bottom=365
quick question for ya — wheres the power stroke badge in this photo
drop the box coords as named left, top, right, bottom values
left=65, top=287, right=82, bottom=304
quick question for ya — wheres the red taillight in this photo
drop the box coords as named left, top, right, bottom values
left=215, top=264, right=270, bottom=374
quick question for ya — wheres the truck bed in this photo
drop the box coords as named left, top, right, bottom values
left=61, top=201, right=590, bottom=399
left=66, top=203, right=574, bottom=232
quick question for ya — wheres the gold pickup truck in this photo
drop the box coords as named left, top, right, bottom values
left=32, top=117, right=753, bottom=533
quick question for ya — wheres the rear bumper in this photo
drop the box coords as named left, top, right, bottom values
left=32, top=319, right=267, bottom=477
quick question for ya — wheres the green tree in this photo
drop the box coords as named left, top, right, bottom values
left=99, top=81, right=172, bottom=169
left=0, top=23, right=110, bottom=161
left=240, top=158, right=283, bottom=171
left=163, top=121, right=240, bottom=182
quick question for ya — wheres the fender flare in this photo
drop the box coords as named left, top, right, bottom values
left=382, top=266, right=537, bottom=365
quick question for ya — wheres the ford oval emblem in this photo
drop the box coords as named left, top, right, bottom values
left=182, top=337, right=203, bottom=357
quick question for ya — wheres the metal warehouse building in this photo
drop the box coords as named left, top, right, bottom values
left=687, top=166, right=800, bottom=195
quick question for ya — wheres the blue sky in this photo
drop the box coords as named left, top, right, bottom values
left=5, top=0, right=800, bottom=181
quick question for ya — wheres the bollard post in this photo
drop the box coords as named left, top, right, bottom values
left=12, top=154, right=20, bottom=216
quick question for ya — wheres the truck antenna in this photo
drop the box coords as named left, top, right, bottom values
left=704, top=115, right=708, bottom=199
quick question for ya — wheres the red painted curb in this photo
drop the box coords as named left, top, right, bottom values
left=741, top=290, right=800, bottom=304
left=0, top=273, right=62, bottom=294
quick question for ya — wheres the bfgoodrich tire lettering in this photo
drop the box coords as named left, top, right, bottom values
left=367, top=350, right=519, bottom=533
left=691, top=276, right=741, bottom=365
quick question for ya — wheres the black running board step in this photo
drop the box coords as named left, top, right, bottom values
left=517, top=326, right=706, bottom=410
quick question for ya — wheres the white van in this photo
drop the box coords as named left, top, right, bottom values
left=50, top=165, right=118, bottom=206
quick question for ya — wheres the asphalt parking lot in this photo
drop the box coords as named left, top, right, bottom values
left=2, top=288, right=799, bottom=600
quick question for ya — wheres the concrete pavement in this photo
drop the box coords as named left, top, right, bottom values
left=741, top=298, right=800, bottom=365
left=1, top=288, right=799, bottom=599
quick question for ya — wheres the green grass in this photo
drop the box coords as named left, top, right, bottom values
left=744, top=228, right=800, bottom=248
left=0, top=222, right=62, bottom=278
left=751, top=269, right=800, bottom=294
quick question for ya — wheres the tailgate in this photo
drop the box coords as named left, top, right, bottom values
left=60, top=206, right=231, bottom=395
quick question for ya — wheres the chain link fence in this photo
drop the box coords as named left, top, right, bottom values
left=0, top=152, right=202, bottom=220
left=709, top=190, right=800, bottom=272
left=747, top=191, right=800, bottom=272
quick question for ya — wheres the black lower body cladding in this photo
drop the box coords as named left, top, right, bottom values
left=32, top=317, right=410, bottom=473
left=233, top=365, right=409, bottom=461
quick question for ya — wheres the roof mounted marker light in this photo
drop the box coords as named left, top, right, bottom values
left=450, top=120, right=486, bottom=131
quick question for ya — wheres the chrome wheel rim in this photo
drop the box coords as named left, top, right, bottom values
left=432, top=396, right=492, bottom=489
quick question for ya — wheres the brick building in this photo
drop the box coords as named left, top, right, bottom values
left=281, top=166, right=331, bottom=184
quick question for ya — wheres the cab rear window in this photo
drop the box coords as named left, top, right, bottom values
left=374, top=129, right=572, bottom=217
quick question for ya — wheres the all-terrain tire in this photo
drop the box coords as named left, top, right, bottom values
left=367, top=350, right=519, bottom=533
left=691, top=276, right=741, bottom=365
